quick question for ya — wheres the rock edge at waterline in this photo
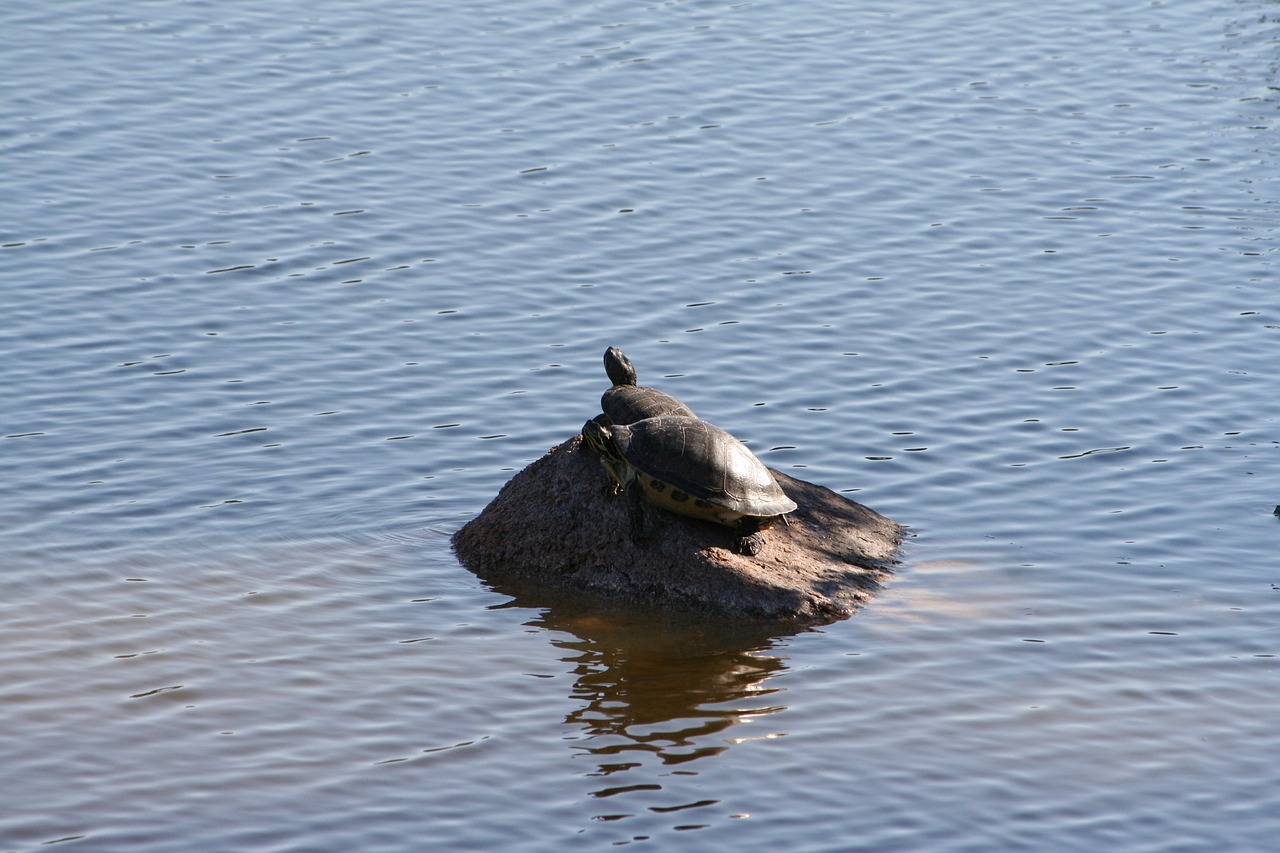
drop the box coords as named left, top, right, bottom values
left=452, top=435, right=904, bottom=625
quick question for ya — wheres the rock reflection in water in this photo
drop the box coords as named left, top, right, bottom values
left=488, top=584, right=796, bottom=818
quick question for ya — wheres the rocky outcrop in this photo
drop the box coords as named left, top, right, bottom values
left=452, top=435, right=903, bottom=626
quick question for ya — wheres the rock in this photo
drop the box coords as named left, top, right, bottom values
left=452, top=435, right=904, bottom=626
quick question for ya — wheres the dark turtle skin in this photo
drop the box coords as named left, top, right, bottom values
left=582, top=415, right=797, bottom=556
left=600, top=346, right=696, bottom=425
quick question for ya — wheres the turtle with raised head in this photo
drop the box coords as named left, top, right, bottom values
left=600, top=346, right=696, bottom=425
left=581, top=414, right=797, bottom=556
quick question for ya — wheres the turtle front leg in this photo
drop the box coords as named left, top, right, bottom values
left=597, top=465, right=624, bottom=500
left=624, top=478, right=649, bottom=547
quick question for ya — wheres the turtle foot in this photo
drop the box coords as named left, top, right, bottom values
left=735, top=532, right=764, bottom=556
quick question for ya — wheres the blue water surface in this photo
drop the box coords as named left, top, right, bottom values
left=2, top=0, right=1278, bottom=850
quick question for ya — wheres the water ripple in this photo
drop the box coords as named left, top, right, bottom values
left=3, top=0, right=1279, bottom=850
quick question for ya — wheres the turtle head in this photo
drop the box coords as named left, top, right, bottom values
left=582, top=415, right=618, bottom=458
left=582, top=415, right=630, bottom=493
left=603, top=347, right=639, bottom=387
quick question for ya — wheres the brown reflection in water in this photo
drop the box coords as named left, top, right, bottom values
left=488, top=584, right=799, bottom=787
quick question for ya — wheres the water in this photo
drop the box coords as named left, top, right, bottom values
left=3, top=0, right=1278, bottom=849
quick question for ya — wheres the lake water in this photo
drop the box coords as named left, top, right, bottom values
left=3, top=0, right=1279, bottom=849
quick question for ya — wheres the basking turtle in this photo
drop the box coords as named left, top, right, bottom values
left=581, top=415, right=797, bottom=556
left=600, top=346, right=696, bottom=425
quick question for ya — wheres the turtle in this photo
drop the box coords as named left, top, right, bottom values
left=599, top=346, right=696, bottom=425
left=581, top=414, right=797, bottom=556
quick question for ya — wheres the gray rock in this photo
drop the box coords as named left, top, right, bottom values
left=452, top=435, right=904, bottom=625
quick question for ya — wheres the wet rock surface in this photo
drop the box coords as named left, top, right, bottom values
left=452, top=435, right=904, bottom=625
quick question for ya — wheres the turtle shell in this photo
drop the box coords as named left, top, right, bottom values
left=612, top=416, right=796, bottom=517
left=601, top=385, right=696, bottom=425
